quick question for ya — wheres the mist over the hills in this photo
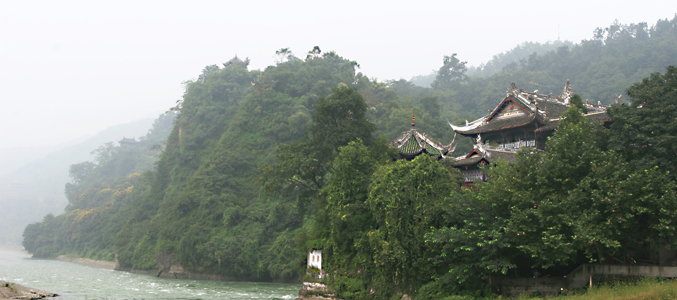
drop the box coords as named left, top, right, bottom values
left=0, top=118, right=155, bottom=243
left=2, top=0, right=675, bottom=151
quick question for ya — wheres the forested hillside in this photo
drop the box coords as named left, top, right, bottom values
left=22, top=16, right=677, bottom=298
left=22, top=53, right=454, bottom=281
left=415, top=17, right=677, bottom=119
left=22, top=113, right=175, bottom=258
left=411, top=40, right=575, bottom=86
left=0, top=117, right=155, bottom=244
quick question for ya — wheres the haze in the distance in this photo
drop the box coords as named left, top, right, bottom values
left=1, top=0, right=675, bottom=149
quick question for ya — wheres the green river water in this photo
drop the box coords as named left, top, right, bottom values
left=0, top=248, right=300, bottom=299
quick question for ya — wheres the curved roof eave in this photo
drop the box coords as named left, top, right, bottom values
left=447, top=117, right=487, bottom=132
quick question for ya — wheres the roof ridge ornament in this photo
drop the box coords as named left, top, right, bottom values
left=444, top=132, right=458, bottom=155
left=473, top=134, right=489, bottom=158
left=507, top=82, right=518, bottom=97
left=560, top=79, right=573, bottom=104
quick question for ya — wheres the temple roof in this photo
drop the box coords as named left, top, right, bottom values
left=119, top=137, right=138, bottom=144
left=450, top=113, right=546, bottom=135
left=390, top=115, right=455, bottom=159
left=484, top=148, right=518, bottom=161
left=223, top=55, right=244, bottom=67
left=446, top=143, right=519, bottom=167
left=534, top=111, right=610, bottom=133
left=449, top=81, right=608, bottom=136
left=447, top=155, right=486, bottom=167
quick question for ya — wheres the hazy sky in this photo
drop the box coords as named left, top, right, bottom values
left=1, top=0, right=675, bottom=149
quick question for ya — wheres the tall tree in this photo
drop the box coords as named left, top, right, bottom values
left=607, top=66, right=677, bottom=180
left=275, top=47, right=294, bottom=63
left=366, top=155, right=457, bottom=298
left=432, top=54, right=467, bottom=90
left=261, top=84, right=378, bottom=211
left=569, top=94, right=589, bottom=113
left=308, top=140, right=392, bottom=299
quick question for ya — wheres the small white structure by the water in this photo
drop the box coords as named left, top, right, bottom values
left=307, top=249, right=322, bottom=270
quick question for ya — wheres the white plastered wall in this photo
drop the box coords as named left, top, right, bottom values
left=307, top=249, right=322, bottom=270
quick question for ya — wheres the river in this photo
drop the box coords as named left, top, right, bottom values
left=0, top=248, right=300, bottom=299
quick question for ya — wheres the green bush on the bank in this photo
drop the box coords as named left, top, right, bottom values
left=516, top=278, right=677, bottom=300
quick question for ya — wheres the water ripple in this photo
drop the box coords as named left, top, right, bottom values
left=0, top=249, right=300, bottom=299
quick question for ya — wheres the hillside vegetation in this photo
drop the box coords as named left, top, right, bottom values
left=414, top=16, right=677, bottom=119
left=0, top=117, right=156, bottom=244
left=22, top=16, right=677, bottom=298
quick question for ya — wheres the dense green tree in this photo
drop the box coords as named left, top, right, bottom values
left=421, top=185, right=514, bottom=299
left=431, top=54, right=467, bottom=90
left=504, top=106, right=676, bottom=265
left=569, top=94, right=589, bottom=113
left=365, top=155, right=459, bottom=298
left=22, top=112, right=176, bottom=259
left=409, top=105, right=676, bottom=300
left=307, top=140, right=393, bottom=299
left=275, top=48, right=295, bottom=64
left=608, top=66, right=677, bottom=180
left=498, top=107, right=671, bottom=267
left=262, top=84, right=377, bottom=210
left=68, top=162, right=95, bottom=184
left=115, top=54, right=369, bottom=279
left=25, top=51, right=379, bottom=281
left=306, top=46, right=322, bottom=60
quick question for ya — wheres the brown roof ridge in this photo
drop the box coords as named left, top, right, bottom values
left=486, top=96, right=534, bottom=122
left=547, top=110, right=608, bottom=122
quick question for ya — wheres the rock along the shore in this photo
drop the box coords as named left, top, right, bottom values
left=0, top=280, right=58, bottom=300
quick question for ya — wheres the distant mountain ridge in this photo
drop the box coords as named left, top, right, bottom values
left=0, top=117, right=156, bottom=244
left=0, top=147, right=56, bottom=177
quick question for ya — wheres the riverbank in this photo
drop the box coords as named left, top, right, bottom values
left=0, top=280, right=58, bottom=300
left=54, top=252, right=300, bottom=284
left=0, top=244, right=116, bottom=270
left=0, top=248, right=300, bottom=299
left=55, top=255, right=115, bottom=269
left=13, top=245, right=299, bottom=285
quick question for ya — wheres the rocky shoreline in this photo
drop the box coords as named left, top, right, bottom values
left=16, top=248, right=299, bottom=285
left=53, top=252, right=298, bottom=283
left=0, top=280, right=58, bottom=300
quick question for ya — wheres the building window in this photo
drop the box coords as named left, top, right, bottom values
left=461, top=169, right=484, bottom=183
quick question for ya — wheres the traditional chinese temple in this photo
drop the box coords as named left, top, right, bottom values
left=119, top=137, right=138, bottom=146
left=446, top=81, right=610, bottom=184
left=389, top=81, right=611, bottom=185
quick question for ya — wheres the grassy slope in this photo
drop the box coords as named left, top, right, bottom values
left=514, top=278, right=677, bottom=300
